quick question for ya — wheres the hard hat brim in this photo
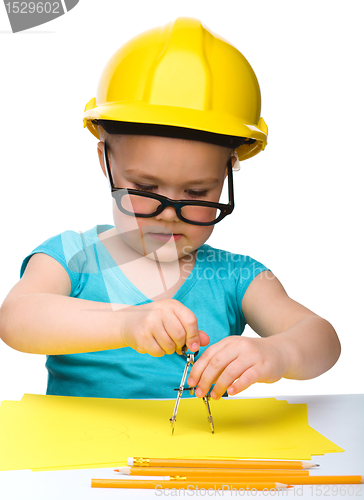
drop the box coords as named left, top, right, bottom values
left=84, top=102, right=267, bottom=161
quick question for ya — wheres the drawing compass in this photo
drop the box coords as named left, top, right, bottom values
left=170, top=346, right=214, bottom=435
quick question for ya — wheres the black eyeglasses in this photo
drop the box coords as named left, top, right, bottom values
left=103, top=141, right=235, bottom=226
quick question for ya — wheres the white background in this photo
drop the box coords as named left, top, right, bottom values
left=0, top=0, right=363, bottom=402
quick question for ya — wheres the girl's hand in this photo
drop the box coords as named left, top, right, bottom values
left=187, top=336, right=290, bottom=399
left=120, top=299, right=210, bottom=357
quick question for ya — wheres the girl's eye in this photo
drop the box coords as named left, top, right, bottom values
left=187, top=190, right=208, bottom=198
left=133, top=184, right=155, bottom=192
left=133, top=184, right=208, bottom=198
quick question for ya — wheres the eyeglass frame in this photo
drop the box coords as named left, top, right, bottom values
left=103, top=140, right=235, bottom=226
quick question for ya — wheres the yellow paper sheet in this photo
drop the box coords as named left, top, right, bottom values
left=0, top=394, right=343, bottom=471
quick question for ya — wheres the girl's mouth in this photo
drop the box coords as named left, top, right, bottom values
left=148, top=233, right=182, bottom=241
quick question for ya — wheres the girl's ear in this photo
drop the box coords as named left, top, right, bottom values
left=232, top=151, right=241, bottom=171
left=97, top=141, right=107, bottom=178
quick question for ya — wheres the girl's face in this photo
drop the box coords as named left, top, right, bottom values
left=98, top=134, right=233, bottom=262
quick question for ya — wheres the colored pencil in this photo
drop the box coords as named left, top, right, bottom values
left=91, top=479, right=292, bottom=490
left=115, top=472, right=364, bottom=485
left=261, top=476, right=364, bottom=485
left=127, top=457, right=318, bottom=469
left=115, top=466, right=309, bottom=477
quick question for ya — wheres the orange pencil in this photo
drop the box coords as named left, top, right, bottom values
left=114, top=471, right=364, bottom=485
left=128, top=457, right=318, bottom=469
left=92, top=479, right=292, bottom=490
left=166, top=475, right=364, bottom=485
left=264, top=475, right=364, bottom=485
left=115, top=466, right=309, bottom=477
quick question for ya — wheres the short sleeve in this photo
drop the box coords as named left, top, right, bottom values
left=235, top=256, right=271, bottom=324
left=19, top=230, right=97, bottom=296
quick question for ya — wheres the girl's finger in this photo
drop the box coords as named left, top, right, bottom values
left=187, top=341, right=224, bottom=387
left=174, top=302, right=200, bottom=352
left=198, top=330, right=210, bottom=347
left=226, top=366, right=260, bottom=396
left=142, top=336, right=166, bottom=358
left=160, top=313, right=186, bottom=354
left=210, top=359, right=254, bottom=399
left=193, top=347, right=238, bottom=398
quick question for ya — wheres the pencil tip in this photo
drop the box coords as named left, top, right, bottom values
left=303, top=461, right=320, bottom=468
left=116, top=467, right=130, bottom=475
left=275, top=483, right=290, bottom=489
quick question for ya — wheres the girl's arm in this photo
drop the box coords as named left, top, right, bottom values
left=241, top=270, right=341, bottom=380
left=188, top=270, right=341, bottom=399
left=0, top=253, right=127, bottom=354
left=0, top=253, right=206, bottom=356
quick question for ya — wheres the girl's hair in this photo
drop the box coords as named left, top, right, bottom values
left=97, top=122, right=242, bottom=171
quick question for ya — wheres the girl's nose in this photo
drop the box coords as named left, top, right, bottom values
left=154, top=205, right=180, bottom=222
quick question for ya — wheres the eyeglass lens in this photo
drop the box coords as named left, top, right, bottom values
left=120, top=192, right=222, bottom=224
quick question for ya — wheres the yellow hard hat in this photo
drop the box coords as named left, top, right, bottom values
left=84, top=17, right=268, bottom=161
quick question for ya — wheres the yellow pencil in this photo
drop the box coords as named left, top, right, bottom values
left=128, top=457, right=319, bottom=469
left=115, top=466, right=309, bottom=477
left=91, top=479, right=292, bottom=490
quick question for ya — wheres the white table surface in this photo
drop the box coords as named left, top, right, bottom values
left=1, top=394, right=363, bottom=499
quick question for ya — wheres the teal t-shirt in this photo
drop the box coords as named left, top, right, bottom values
left=20, top=225, right=270, bottom=399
